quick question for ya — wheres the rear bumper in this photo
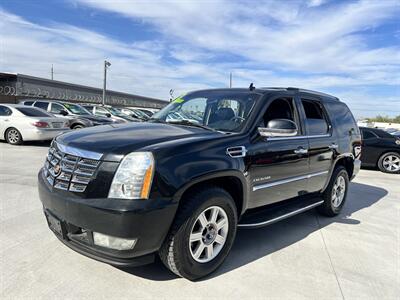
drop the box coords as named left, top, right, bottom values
left=351, top=159, right=361, bottom=180
left=23, top=128, right=69, bottom=141
left=38, top=170, right=178, bottom=266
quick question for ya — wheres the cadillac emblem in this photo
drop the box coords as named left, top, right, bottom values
left=53, top=164, right=61, bottom=177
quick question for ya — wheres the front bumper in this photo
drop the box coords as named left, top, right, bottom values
left=38, top=170, right=178, bottom=266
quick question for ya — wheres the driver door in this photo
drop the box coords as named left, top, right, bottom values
left=247, top=96, right=310, bottom=208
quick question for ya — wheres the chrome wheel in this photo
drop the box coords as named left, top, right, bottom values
left=7, top=129, right=20, bottom=144
left=189, top=206, right=229, bottom=263
left=331, top=175, right=346, bottom=208
left=382, top=155, right=400, bottom=172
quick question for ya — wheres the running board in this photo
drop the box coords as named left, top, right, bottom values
left=238, top=197, right=324, bottom=229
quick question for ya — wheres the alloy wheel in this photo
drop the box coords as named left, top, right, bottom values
left=7, top=129, right=20, bottom=144
left=382, top=155, right=400, bottom=172
left=189, top=206, right=229, bottom=263
left=331, top=175, right=346, bottom=208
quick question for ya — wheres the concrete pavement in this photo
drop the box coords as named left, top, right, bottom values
left=0, top=141, right=399, bottom=299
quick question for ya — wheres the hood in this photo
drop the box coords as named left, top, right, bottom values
left=56, top=122, right=223, bottom=161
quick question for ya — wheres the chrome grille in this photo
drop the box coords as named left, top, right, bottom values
left=43, top=145, right=100, bottom=193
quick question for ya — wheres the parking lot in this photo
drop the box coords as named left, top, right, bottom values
left=0, top=141, right=398, bottom=299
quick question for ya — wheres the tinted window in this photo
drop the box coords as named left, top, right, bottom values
left=34, top=101, right=49, bottom=110
left=23, top=101, right=34, bottom=106
left=325, top=102, right=359, bottom=137
left=16, top=107, right=53, bottom=117
left=50, top=103, right=65, bottom=114
left=301, top=100, right=329, bottom=135
left=262, top=97, right=299, bottom=132
left=373, top=129, right=395, bottom=139
left=361, top=130, right=376, bottom=139
left=95, top=106, right=109, bottom=116
left=0, top=105, right=12, bottom=116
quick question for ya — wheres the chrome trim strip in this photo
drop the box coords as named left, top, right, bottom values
left=54, top=141, right=103, bottom=160
left=253, top=170, right=329, bottom=192
left=238, top=200, right=324, bottom=228
left=268, top=134, right=330, bottom=141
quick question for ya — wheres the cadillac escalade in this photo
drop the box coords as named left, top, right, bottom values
left=38, top=87, right=362, bottom=280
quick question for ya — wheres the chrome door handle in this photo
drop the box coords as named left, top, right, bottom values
left=329, top=143, right=339, bottom=150
left=294, top=148, right=308, bottom=155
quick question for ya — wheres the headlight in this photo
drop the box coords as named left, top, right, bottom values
left=108, top=152, right=155, bottom=199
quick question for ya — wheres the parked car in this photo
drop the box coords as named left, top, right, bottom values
left=128, top=106, right=158, bottom=117
left=20, top=100, right=115, bottom=129
left=392, top=131, right=400, bottom=137
left=120, top=107, right=149, bottom=121
left=360, top=127, right=400, bottom=173
left=82, top=104, right=139, bottom=123
left=38, top=87, right=361, bottom=280
left=0, top=104, right=69, bottom=145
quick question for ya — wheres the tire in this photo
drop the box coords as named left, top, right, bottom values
left=5, top=127, right=23, bottom=145
left=317, top=166, right=349, bottom=217
left=378, top=152, right=400, bottom=174
left=72, top=124, right=85, bottom=130
left=159, top=186, right=238, bottom=280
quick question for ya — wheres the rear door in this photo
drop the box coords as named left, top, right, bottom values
left=360, top=128, right=380, bottom=165
left=297, top=96, right=335, bottom=192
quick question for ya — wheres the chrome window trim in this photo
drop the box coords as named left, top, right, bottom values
left=253, top=170, right=329, bottom=192
left=54, top=141, right=103, bottom=160
left=267, top=134, right=330, bottom=141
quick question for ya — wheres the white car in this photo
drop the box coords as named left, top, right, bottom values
left=0, top=104, right=70, bottom=145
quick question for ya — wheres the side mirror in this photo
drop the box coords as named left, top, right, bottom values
left=59, top=109, right=68, bottom=116
left=106, top=113, right=112, bottom=118
left=258, top=119, right=298, bottom=138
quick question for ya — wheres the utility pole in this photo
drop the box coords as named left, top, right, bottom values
left=102, top=60, right=111, bottom=106
left=51, top=64, right=54, bottom=80
left=229, top=72, right=232, bottom=88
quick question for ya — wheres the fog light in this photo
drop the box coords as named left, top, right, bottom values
left=93, top=232, right=136, bottom=250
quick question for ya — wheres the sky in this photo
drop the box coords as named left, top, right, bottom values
left=0, top=0, right=399, bottom=118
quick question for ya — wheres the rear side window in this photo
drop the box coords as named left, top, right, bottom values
left=361, top=130, right=377, bottom=139
left=301, top=100, right=329, bottom=135
left=16, top=107, right=53, bottom=117
left=325, top=102, right=359, bottom=137
left=23, top=101, right=34, bottom=106
left=0, top=105, right=12, bottom=116
left=34, top=101, right=49, bottom=110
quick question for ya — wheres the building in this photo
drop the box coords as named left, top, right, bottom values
left=0, top=72, right=168, bottom=109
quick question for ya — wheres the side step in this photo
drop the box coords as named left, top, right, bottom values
left=238, top=197, right=324, bottom=229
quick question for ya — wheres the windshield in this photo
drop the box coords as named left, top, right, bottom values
left=64, top=103, right=92, bottom=115
left=107, top=107, right=129, bottom=117
left=151, top=90, right=259, bottom=132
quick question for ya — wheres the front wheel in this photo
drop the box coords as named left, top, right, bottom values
left=317, top=166, right=349, bottom=217
left=159, top=187, right=237, bottom=280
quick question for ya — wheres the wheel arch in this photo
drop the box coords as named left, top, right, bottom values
left=322, top=153, right=354, bottom=192
left=173, top=170, right=248, bottom=217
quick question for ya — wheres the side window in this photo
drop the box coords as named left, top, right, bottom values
left=301, top=100, right=329, bottom=135
left=50, top=103, right=64, bottom=114
left=362, top=130, right=376, bottom=140
left=23, top=101, right=34, bottom=106
left=83, top=106, right=93, bottom=113
left=262, top=97, right=299, bottom=132
left=0, top=106, right=12, bottom=116
left=95, top=107, right=109, bottom=116
left=33, top=101, right=49, bottom=111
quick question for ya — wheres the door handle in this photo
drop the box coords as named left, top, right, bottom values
left=329, top=143, right=339, bottom=150
left=294, top=148, right=308, bottom=155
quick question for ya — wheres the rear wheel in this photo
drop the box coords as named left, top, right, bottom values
left=5, top=127, right=23, bottom=145
left=159, top=187, right=237, bottom=280
left=378, top=152, right=400, bottom=174
left=317, top=166, right=349, bottom=217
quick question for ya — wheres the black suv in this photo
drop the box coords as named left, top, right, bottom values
left=359, top=127, right=400, bottom=173
left=38, top=87, right=361, bottom=280
left=20, top=100, right=115, bottom=129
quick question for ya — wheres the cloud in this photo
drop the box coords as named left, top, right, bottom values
left=1, top=0, right=400, bottom=117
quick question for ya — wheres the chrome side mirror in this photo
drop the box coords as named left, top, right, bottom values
left=258, top=119, right=298, bottom=138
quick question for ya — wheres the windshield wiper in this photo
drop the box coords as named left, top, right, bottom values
left=167, top=120, right=217, bottom=132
